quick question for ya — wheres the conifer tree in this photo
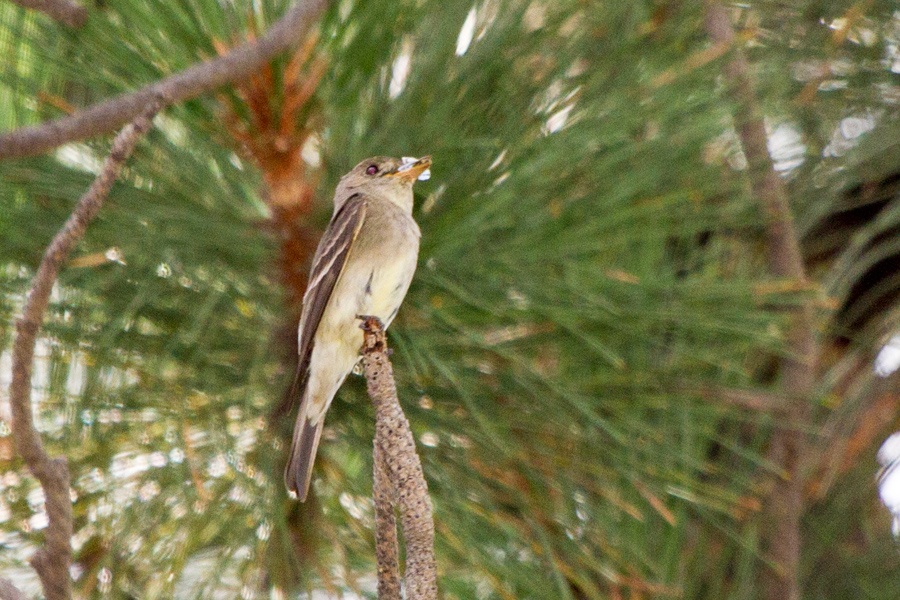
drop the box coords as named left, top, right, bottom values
left=1, top=1, right=899, bottom=598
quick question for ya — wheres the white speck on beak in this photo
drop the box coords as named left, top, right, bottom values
left=400, top=156, right=431, bottom=181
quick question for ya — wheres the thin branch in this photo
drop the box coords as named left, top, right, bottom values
left=373, top=442, right=401, bottom=600
left=7, top=0, right=86, bottom=28
left=705, top=4, right=818, bottom=600
left=360, top=317, right=437, bottom=600
left=679, top=383, right=790, bottom=413
left=8, top=0, right=85, bottom=28
left=9, top=103, right=159, bottom=600
left=0, top=0, right=332, bottom=159
left=0, top=579, right=28, bottom=600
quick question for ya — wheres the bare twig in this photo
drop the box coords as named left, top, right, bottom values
left=704, top=4, right=818, bottom=600
left=373, top=442, right=401, bottom=600
left=0, top=0, right=331, bottom=159
left=359, top=317, right=437, bottom=600
left=9, top=103, right=159, bottom=600
left=7, top=0, right=86, bottom=28
left=679, top=383, right=790, bottom=413
left=0, top=578, right=28, bottom=600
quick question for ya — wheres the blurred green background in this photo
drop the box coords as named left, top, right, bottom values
left=2, top=0, right=900, bottom=598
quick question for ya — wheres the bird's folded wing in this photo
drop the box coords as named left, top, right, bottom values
left=285, top=193, right=367, bottom=411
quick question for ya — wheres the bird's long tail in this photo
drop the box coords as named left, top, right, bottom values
left=285, top=390, right=325, bottom=502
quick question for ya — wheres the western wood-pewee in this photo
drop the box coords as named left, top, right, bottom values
left=285, top=155, right=431, bottom=500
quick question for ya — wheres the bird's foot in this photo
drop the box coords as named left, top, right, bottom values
left=356, top=315, right=385, bottom=332
left=357, top=315, right=391, bottom=354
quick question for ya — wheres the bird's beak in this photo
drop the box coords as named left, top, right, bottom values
left=391, top=156, right=432, bottom=182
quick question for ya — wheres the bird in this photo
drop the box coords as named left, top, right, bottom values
left=284, top=155, right=431, bottom=500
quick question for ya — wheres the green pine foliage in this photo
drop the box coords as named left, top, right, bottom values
left=1, top=0, right=899, bottom=598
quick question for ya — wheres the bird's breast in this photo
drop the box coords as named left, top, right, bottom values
left=317, top=211, right=419, bottom=347
left=364, top=251, right=418, bottom=322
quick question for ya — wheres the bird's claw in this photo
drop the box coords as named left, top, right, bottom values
left=357, top=315, right=389, bottom=354
left=357, top=315, right=385, bottom=332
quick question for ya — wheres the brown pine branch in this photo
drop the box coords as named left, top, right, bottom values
left=7, top=0, right=87, bottom=28
left=0, top=0, right=332, bottom=159
left=704, top=4, right=818, bottom=600
left=678, top=383, right=790, bottom=413
left=373, top=441, right=401, bottom=600
left=0, top=579, right=28, bottom=600
left=359, top=317, right=437, bottom=600
left=8, top=103, right=159, bottom=600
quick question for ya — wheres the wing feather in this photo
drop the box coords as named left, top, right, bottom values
left=283, top=194, right=367, bottom=412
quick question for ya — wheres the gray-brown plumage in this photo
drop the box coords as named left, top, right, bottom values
left=285, top=155, right=431, bottom=500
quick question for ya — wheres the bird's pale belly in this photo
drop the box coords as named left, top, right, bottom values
left=304, top=247, right=417, bottom=423
left=331, top=248, right=416, bottom=328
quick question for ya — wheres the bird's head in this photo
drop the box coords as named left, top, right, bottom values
left=335, top=156, right=431, bottom=211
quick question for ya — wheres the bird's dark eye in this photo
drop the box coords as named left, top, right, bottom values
left=366, top=165, right=378, bottom=175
